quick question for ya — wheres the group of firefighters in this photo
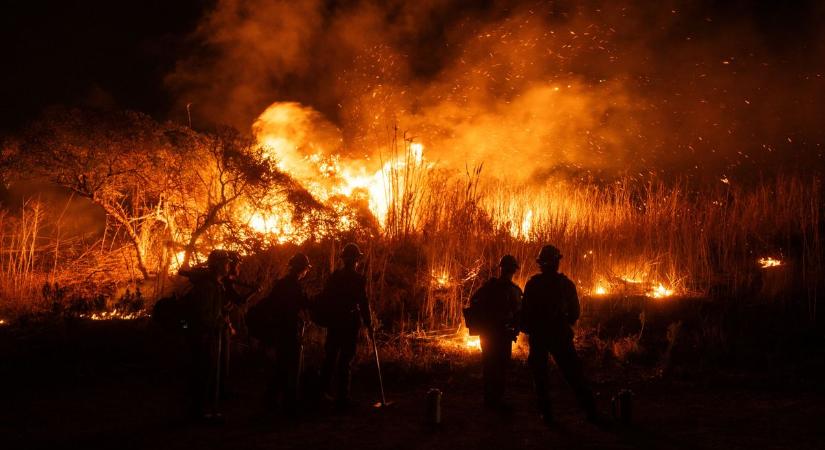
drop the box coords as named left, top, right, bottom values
left=179, top=242, right=602, bottom=427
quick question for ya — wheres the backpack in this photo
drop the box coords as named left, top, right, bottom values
left=462, top=304, right=482, bottom=336
left=463, top=280, right=495, bottom=336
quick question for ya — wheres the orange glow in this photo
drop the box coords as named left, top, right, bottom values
left=432, top=269, right=451, bottom=288
left=410, top=142, right=424, bottom=164
left=759, top=257, right=782, bottom=268
left=252, top=102, right=430, bottom=232
left=621, top=276, right=644, bottom=284
left=465, top=335, right=481, bottom=351
left=592, top=284, right=608, bottom=296
left=648, top=283, right=674, bottom=299
left=244, top=208, right=308, bottom=244
left=81, top=311, right=148, bottom=321
left=168, top=251, right=187, bottom=274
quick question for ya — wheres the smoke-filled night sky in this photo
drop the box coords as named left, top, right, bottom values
left=3, top=0, right=824, bottom=180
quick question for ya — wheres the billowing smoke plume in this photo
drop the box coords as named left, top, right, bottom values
left=167, top=0, right=825, bottom=181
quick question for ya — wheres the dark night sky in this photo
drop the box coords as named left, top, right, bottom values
left=0, top=1, right=821, bottom=134
left=0, top=0, right=207, bottom=132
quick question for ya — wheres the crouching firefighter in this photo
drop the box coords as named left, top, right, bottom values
left=315, top=243, right=372, bottom=410
left=183, top=249, right=232, bottom=423
left=521, top=245, right=600, bottom=426
left=466, top=255, right=522, bottom=410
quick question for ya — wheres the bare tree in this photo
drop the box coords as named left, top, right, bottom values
left=16, top=108, right=179, bottom=279
left=165, top=127, right=316, bottom=267
left=13, top=108, right=326, bottom=280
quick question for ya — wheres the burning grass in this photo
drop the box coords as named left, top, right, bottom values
left=1, top=167, right=821, bottom=331
left=0, top=109, right=822, bottom=331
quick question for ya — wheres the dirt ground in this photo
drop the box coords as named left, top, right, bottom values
left=1, top=319, right=824, bottom=450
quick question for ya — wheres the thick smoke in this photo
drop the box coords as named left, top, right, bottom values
left=167, top=0, right=825, bottom=181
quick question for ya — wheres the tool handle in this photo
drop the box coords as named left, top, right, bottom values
left=369, top=331, right=387, bottom=405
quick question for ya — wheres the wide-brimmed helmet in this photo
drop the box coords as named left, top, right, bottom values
left=499, top=254, right=519, bottom=270
left=288, top=253, right=311, bottom=271
left=341, top=242, right=364, bottom=260
left=207, top=249, right=230, bottom=270
left=536, top=245, right=562, bottom=264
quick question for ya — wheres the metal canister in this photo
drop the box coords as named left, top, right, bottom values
left=426, top=388, right=442, bottom=425
left=611, top=389, right=634, bottom=424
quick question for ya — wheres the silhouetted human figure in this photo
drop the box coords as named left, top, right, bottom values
left=317, top=243, right=372, bottom=410
left=256, top=253, right=311, bottom=416
left=469, top=255, right=522, bottom=410
left=183, top=249, right=231, bottom=423
left=521, top=245, right=599, bottom=425
left=218, top=251, right=260, bottom=399
left=181, top=251, right=258, bottom=401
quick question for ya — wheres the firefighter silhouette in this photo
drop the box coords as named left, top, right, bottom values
left=251, top=253, right=311, bottom=416
left=182, top=249, right=232, bottom=423
left=316, top=243, right=373, bottom=410
left=468, top=255, right=522, bottom=410
left=521, top=245, right=601, bottom=425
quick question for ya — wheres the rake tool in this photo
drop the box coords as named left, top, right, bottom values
left=368, top=328, right=392, bottom=408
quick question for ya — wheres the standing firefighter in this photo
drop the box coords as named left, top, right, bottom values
left=467, top=255, right=522, bottom=410
left=521, top=245, right=599, bottom=426
left=183, top=249, right=231, bottom=423
left=180, top=251, right=257, bottom=401
left=252, top=253, right=311, bottom=416
left=316, top=243, right=372, bottom=410
left=219, top=251, right=259, bottom=399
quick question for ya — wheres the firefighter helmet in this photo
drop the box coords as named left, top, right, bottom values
left=536, top=245, right=562, bottom=264
left=288, top=253, right=311, bottom=270
left=207, top=249, right=230, bottom=270
left=499, top=254, right=519, bottom=270
left=341, top=242, right=364, bottom=260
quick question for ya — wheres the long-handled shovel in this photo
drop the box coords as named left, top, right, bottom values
left=368, top=329, right=392, bottom=408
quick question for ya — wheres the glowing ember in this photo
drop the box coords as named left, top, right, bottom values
left=410, top=142, right=424, bottom=164
left=507, top=208, right=534, bottom=240
left=648, top=283, right=674, bottom=299
left=0, top=318, right=7, bottom=326
left=621, top=276, right=644, bottom=284
left=465, top=335, right=481, bottom=351
left=759, top=257, right=782, bottom=268
left=592, top=285, right=608, bottom=296
left=168, top=250, right=187, bottom=274
left=432, top=270, right=451, bottom=288
left=81, top=311, right=148, bottom=321
left=245, top=209, right=308, bottom=244
left=520, top=209, right=533, bottom=239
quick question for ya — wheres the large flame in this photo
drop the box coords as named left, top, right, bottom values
left=250, top=102, right=430, bottom=232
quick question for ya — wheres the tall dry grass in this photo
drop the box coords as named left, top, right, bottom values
left=1, top=139, right=821, bottom=331
left=0, top=201, right=49, bottom=312
left=0, top=199, right=147, bottom=317
left=362, top=153, right=822, bottom=330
